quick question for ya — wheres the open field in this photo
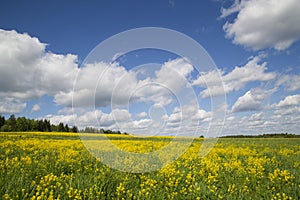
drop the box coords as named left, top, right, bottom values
left=1, top=132, right=300, bottom=200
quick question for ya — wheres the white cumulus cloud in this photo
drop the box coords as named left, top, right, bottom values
left=31, top=104, right=41, bottom=112
left=0, top=29, right=78, bottom=114
left=232, top=88, right=273, bottom=112
left=276, top=74, right=300, bottom=91
left=193, top=55, right=276, bottom=97
left=0, top=98, right=26, bottom=114
left=276, top=94, right=300, bottom=107
left=59, top=57, right=194, bottom=109
left=136, top=112, right=148, bottom=118
left=0, top=29, right=196, bottom=116
left=221, top=0, right=300, bottom=50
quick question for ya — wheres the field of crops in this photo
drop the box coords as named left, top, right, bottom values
left=1, top=132, right=300, bottom=200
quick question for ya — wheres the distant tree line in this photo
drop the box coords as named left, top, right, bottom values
left=0, top=115, right=127, bottom=134
left=0, top=114, right=78, bottom=133
left=219, top=133, right=300, bottom=138
left=80, top=127, right=128, bottom=135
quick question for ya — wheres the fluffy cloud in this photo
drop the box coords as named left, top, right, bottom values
left=192, top=109, right=212, bottom=121
left=45, top=114, right=76, bottom=126
left=223, top=92, right=300, bottom=135
left=232, top=90, right=262, bottom=112
left=56, top=61, right=139, bottom=107
left=193, top=56, right=276, bottom=97
left=272, top=94, right=300, bottom=125
left=274, top=106, right=300, bottom=116
left=0, top=29, right=78, bottom=114
left=232, top=88, right=274, bottom=112
left=223, top=112, right=269, bottom=135
left=0, top=28, right=199, bottom=117
left=59, top=57, right=194, bottom=108
left=276, top=94, right=300, bottom=107
left=46, top=108, right=131, bottom=129
left=0, top=29, right=195, bottom=115
left=133, top=58, right=194, bottom=107
left=136, top=112, right=148, bottom=118
left=248, top=112, right=266, bottom=127
left=45, top=103, right=213, bottom=136
left=0, top=98, right=26, bottom=114
left=31, top=104, right=41, bottom=112
left=0, top=30, right=78, bottom=97
left=276, top=74, right=300, bottom=91
left=158, top=105, right=213, bottom=136
left=221, top=0, right=300, bottom=50
left=46, top=108, right=156, bottom=134
left=79, top=109, right=131, bottom=128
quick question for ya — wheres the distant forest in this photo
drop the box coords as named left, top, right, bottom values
left=80, top=127, right=128, bottom=135
left=0, top=114, right=126, bottom=134
left=0, top=114, right=78, bottom=132
left=219, top=133, right=300, bottom=138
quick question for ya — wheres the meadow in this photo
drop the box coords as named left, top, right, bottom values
left=0, top=132, right=299, bottom=200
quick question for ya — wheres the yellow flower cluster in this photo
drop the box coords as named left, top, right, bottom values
left=269, top=169, right=295, bottom=183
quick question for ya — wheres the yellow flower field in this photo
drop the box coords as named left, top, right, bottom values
left=1, top=132, right=299, bottom=199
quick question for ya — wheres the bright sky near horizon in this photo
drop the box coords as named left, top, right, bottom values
left=0, top=0, right=300, bottom=136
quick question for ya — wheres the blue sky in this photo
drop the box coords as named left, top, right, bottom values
left=0, top=0, right=300, bottom=136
